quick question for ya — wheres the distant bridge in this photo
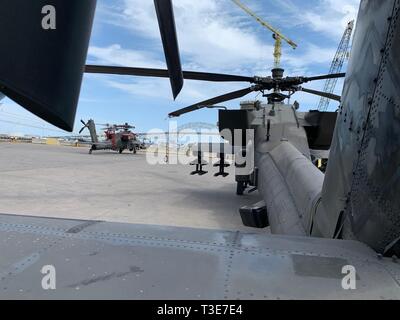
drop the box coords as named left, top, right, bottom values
left=177, top=122, right=218, bottom=133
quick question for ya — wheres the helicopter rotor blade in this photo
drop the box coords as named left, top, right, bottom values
left=79, top=127, right=86, bottom=134
left=85, top=65, right=253, bottom=83
left=304, top=73, right=346, bottom=82
left=299, top=87, right=341, bottom=102
left=80, top=119, right=86, bottom=126
left=183, top=71, right=253, bottom=83
left=169, top=87, right=256, bottom=118
left=154, top=0, right=183, bottom=100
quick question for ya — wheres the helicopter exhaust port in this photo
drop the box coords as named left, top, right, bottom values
left=239, top=201, right=269, bottom=229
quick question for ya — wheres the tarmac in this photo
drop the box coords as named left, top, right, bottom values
left=1, top=143, right=400, bottom=300
left=0, top=142, right=263, bottom=232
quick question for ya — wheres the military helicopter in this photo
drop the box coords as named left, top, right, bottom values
left=79, top=119, right=140, bottom=154
left=84, top=0, right=400, bottom=256
left=1, top=0, right=400, bottom=299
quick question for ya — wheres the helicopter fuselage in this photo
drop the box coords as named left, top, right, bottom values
left=216, top=101, right=335, bottom=235
left=90, top=130, right=139, bottom=154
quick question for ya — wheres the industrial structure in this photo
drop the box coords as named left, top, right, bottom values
left=318, top=20, right=355, bottom=111
left=231, top=0, right=297, bottom=68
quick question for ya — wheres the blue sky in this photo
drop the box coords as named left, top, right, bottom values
left=0, top=0, right=360, bottom=136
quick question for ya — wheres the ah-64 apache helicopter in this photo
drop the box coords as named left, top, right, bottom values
left=79, top=119, right=140, bottom=154
left=0, top=0, right=400, bottom=299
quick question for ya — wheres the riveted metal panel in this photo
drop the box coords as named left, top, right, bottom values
left=2, top=214, right=400, bottom=299
left=316, top=1, right=400, bottom=250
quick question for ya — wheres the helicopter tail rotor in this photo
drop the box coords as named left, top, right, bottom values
left=79, top=120, right=89, bottom=134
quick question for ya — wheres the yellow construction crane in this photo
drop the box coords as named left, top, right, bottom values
left=231, top=0, right=297, bottom=68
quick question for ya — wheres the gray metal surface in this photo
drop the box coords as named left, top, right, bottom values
left=250, top=103, right=323, bottom=236
left=1, top=213, right=400, bottom=300
left=257, top=141, right=323, bottom=236
left=251, top=104, right=311, bottom=159
left=86, top=119, right=99, bottom=144
left=315, top=0, right=400, bottom=252
left=0, top=0, right=97, bottom=131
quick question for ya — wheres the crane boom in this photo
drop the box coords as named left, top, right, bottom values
left=231, top=0, right=297, bottom=68
left=231, top=0, right=297, bottom=48
left=317, top=20, right=354, bottom=111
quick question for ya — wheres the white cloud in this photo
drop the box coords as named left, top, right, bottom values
left=88, top=44, right=165, bottom=68
left=105, top=77, right=249, bottom=106
left=274, top=0, right=359, bottom=38
left=99, top=0, right=274, bottom=73
left=283, top=44, right=337, bottom=72
left=95, top=0, right=360, bottom=71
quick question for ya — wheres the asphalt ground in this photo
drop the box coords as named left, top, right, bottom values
left=0, top=142, right=262, bottom=232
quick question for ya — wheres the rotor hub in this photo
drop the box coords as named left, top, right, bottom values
left=271, top=68, right=285, bottom=80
